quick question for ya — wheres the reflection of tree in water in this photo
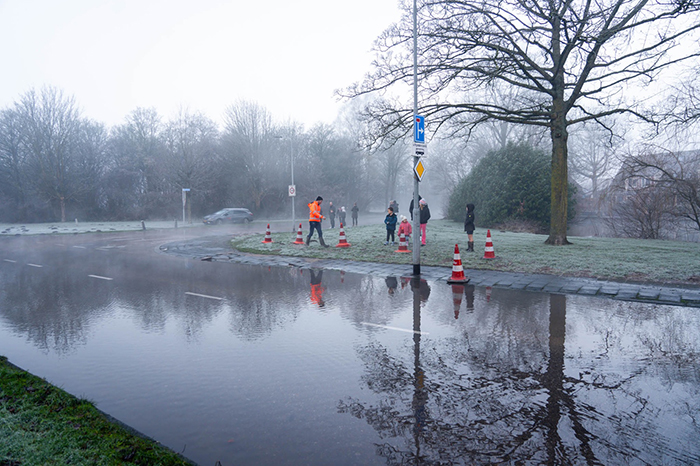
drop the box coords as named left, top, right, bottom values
left=340, top=291, right=700, bottom=464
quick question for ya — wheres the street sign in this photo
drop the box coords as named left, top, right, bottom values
left=414, top=115, right=425, bottom=144
left=415, top=143, right=426, bottom=157
left=288, top=185, right=296, bottom=197
left=414, top=159, right=425, bottom=181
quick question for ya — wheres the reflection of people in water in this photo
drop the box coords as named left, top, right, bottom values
left=385, top=276, right=398, bottom=295
left=465, top=284, right=475, bottom=312
left=310, top=269, right=325, bottom=307
left=410, top=278, right=431, bottom=303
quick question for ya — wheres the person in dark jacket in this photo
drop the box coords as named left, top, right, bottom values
left=409, top=195, right=422, bottom=221
left=351, top=203, right=359, bottom=226
left=328, top=202, right=336, bottom=228
left=384, top=206, right=398, bottom=245
left=464, top=203, right=475, bottom=252
left=419, top=199, right=431, bottom=246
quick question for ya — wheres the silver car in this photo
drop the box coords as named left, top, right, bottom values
left=203, top=208, right=254, bottom=225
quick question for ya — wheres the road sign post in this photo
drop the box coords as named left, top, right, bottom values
left=182, top=188, right=190, bottom=223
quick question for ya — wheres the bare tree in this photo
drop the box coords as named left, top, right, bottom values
left=623, top=148, right=700, bottom=231
left=568, top=123, right=623, bottom=197
left=343, top=0, right=700, bottom=245
left=0, top=108, right=31, bottom=220
left=15, top=87, right=85, bottom=222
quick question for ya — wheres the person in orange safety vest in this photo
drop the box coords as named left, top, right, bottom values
left=306, top=196, right=329, bottom=247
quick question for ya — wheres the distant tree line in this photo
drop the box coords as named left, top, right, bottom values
left=0, top=87, right=410, bottom=223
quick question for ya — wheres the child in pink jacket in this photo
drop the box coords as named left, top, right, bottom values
left=397, top=215, right=412, bottom=242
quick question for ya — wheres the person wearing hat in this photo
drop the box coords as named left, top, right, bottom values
left=419, top=198, right=431, bottom=246
left=306, top=196, right=329, bottom=247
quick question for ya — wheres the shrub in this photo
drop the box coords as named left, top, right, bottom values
left=448, top=143, right=575, bottom=227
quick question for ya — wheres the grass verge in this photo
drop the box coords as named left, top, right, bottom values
left=233, top=220, right=700, bottom=285
left=0, top=356, right=193, bottom=466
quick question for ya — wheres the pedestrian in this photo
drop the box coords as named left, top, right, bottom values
left=339, top=206, right=347, bottom=227
left=389, top=200, right=399, bottom=215
left=328, top=202, right=336, bottom=228
left=419, top=199, right=431, bottom=246
left=306, top=196, right=329, bottom=247
left=409, top=195, right=422, bottom=221
left=397, top=215, right=412, bottom=242
left=464, top=203, right=476, bottom=252
left=351, top=203, right=359, bottom=226
left=384, top=206, right=398, bottom=245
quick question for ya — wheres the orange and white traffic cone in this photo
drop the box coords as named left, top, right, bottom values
left=293, top=223, right=305, bottom=245
left=451, top=284, right=464, bottom=319
left=335, top=223, right=351, bottom=248
left=483, top=229, right=495, bottom=259
left=447, top=244, right=470, bottom=284
left=394, top=232, right=410, bottom=253
left=261, top=223, right=273, bottom=243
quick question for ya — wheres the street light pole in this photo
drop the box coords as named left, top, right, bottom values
left=412, top=0, right=421, bottom=276
left=290, top=133, right=295, bottom=226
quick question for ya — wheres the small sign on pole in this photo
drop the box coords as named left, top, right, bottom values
left=288, top=185, right=296, bottom=197
left=414, top=160, right=426, bottom=182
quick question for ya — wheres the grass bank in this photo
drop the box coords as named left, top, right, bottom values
left=0, top=356, right=193, bottom=466
left=233, top=219, right=700, bottom=285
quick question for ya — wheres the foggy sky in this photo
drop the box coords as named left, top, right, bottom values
left=0, top=0, right=401, bottom=128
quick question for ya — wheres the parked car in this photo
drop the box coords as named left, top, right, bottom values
left=203, top=208, right=253, bottom=225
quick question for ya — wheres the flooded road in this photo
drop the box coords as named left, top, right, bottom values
left=1, top=231, right=699, bottom=465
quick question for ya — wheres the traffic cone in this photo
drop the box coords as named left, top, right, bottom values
left=483, top=229, right=495, bottom=259
left=447, top=244, right=470, bottom=284
left=394, top=232, right=410, bottom=253
left=261, top=224, right=273, bottom=243
left=335, top=223, right=351, bottom=248
left=293, top=223, right=305, bottom=245
left=451, top=284, right=464, bottom=319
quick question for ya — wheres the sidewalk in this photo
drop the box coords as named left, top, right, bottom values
left=161, top=236, right=700, bottom=308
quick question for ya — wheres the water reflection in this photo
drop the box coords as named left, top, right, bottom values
left=340, top=287, right=700, bottom=464
left=1, top=240, right=699, bottom=465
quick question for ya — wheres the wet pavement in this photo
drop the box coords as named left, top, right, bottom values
left=1, top=230, right=699, bottom=465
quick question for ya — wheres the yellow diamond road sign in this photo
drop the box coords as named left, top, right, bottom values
left=414, top=160, right=425, bottom=181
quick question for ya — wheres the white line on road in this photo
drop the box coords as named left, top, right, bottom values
left=3, top=259, right=17, bottom=263
left=360, top=322, right=429, bottom=335
left=27, top=263, right=43, bottom=268
left=72, top=246, right=87, bottom=249
left=185, top=292, right=223, bottom=301
left=88, top=275, right=113, bottom=281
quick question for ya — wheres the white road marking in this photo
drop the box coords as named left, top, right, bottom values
left=88, top=275, right=113, bottom=281
left=185, top=292, right=223, bottom=301
left=72, top=246, right=87, bottom=249
left=27, top=263, right=43, bottom=268
left=3, top=259, right=17, bottom=263
left=360, top=322, right=429, bottom=335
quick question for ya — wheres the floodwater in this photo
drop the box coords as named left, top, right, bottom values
left=1, top=232, right=699, bottom=465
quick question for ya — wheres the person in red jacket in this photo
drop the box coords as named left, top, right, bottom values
left=306, top=196, right=329, bottom=247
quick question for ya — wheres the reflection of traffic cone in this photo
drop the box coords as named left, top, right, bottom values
left=483, top=229, right=495, bottom=259
left=335, top=223, right=351, bottom=247
left=262, top=224, right=273, bottom=243
left=394, top=233, right=410, bottom=253
left=447, top=244, right=470, bottom=284
left=340, top=270, right=345, bottom=283
left=486, top=286, right=492, bottom=302
left=451, top=284, right=464, bottom=319
left=293, top=223, right=305, bottom=245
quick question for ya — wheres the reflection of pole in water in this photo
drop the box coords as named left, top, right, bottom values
left=411, top=277, right=428, bottom=457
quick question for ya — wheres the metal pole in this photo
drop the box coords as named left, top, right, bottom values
left=291, top=133, right=295, bottom=225
left=412, top=0, right=421, bottom=276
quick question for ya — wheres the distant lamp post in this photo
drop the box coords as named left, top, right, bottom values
left=275, top=133, right=296, bottom=226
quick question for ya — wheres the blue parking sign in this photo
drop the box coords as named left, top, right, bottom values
left=414, top=115, right=425, bottom=143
